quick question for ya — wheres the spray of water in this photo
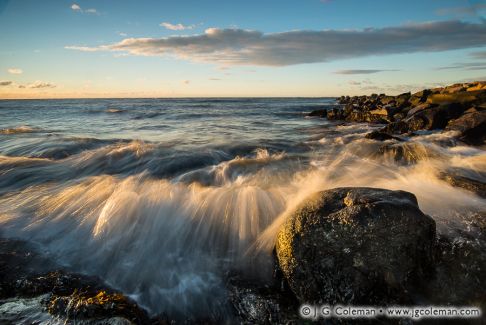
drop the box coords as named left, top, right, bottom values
left=0, top=127, right=485, bottom=317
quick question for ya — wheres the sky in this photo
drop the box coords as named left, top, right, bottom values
left=0, top=0, right=485, bottom=98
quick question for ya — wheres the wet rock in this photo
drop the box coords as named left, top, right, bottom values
left=409, top=89, right=432, bottom=106
left=380, top=120, right=410, bottom=134
left=395, top=92, right=411, bottom=107
left=48, top=289, right=150, bottom=323
left=406, top=103, right=466, bottom=131
left=446, top=110, right=486, bottom=145
left=378, top=142, right=435, bottom=164
left=227, top=276, right=298, bottom=325
left=380, top=95, right=396, bottom=105
left=380, top=103, right=466, bottom=135
left=424, top=235, right=486, bottom=306
left=326, top=107, right=345, bottom=120
left=345, top=110, right=389, bottom=123
left=439, top=170, right=486, bottom=198
left=0, top=239, right=153, bottom=324
left=406, top=103, right=435, bottom=117
left=307, top=109, right=327, bottom=118
left=329, top=82, right=486, bottom=141
left=275, top=187, right=436, bottom=305
left=365, top=131, right=403, bottom=141
left=427, top=91, right=481, bottom=105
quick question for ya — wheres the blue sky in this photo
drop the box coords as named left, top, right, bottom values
left=0, top=0, right=485, bottom=98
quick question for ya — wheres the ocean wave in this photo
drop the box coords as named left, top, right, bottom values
left=0, top=174, right=286, bottom=316
left=1, top=137, right=484, bottom=317
left=0, top=137, right=129, bottom=160
left=175, top=148, right=296, bottom=186
left=132, top=111, right=163, bottom=119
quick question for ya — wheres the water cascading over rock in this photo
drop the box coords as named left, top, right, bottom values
left=275, top=187, right=436, bottom=304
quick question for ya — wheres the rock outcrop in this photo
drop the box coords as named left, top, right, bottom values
left=331, top=81, right=486, bottom=145
left=275, top=187, right=436, bottom=305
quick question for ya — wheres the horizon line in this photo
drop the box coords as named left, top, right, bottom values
left=0, top=95, right=340, bottom=101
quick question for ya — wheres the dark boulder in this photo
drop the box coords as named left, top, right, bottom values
left=275, top=187, right=436, bottom=305
left=326, top=108, right=345, bottom=120
left=407, top=103, right=465, bottom=131
left=379, top=142, right=437, bottom=164
left=446, top=110, right=486, bottom=145
left=384, top=103, right=467, bottom=134
left=226, top=274, right=299, bottom=324
left=409, top=89, right=432, bottom=106
left=424, top=234, right=486, bottom=306
left=365, top=131, right=403, bottom=141
left=307, top=109, right=327, bottom=118
left=406, top=103, right=436, bottom=117
left=395, top=92, right=411, bottom=107
left=380, top=120, right=410, bottom=134
left=439, top=170, right=486, bottom=198
left=48, top=288, right=149, bottom=322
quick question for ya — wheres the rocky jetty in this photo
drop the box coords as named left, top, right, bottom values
left=330, top=81, right=486, bottom=145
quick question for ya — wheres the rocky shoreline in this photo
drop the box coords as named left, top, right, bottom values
left=314, top=81, right=486, bottom=146
left=1, top=82, right=485, bottom=324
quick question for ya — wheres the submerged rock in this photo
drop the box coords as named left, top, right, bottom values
left=307, top=109, right=327, bottom=118
left=275, top=187, right=436, bottom=305
left=378, top=142, right=435, bottom=164
left=440, top=170, right=486, bottom=198
left=365, top=131, right=403, bottom=141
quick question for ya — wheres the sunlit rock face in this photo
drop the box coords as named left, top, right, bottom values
left=276, top=187, right=436, bottom=305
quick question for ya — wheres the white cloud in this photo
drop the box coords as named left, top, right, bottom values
left=160, top=22, right=195, bottom=31
left=65, top=45, right=101, bottom=52
left=66, top=20, right=486, bottom=67
left=71, top=4, right=98, bottom=15
left=7, top=68, right=23, bottom=75
left=28, top=81, right=56, bottom=89
left=182, top=80, right=190, bottom=85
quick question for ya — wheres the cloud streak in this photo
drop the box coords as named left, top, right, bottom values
left=28, top=81, right=56, bottom=89
left=435, top=62, right=486, bottom=71
left=0, top=80, right=56, bottom=89
left=160, top=22, right=196, bottom=31
left=436, top=4, right=486, bottom=17
left=470, top=50, right=486, bottom=59
left=66, top=20, right=486, bottom=67
left=7, top=68, right=22, bottom=75
left=334, top=69, right=399, bottom=74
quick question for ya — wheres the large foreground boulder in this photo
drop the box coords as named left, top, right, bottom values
left=275, top=187, right=436, bottom=304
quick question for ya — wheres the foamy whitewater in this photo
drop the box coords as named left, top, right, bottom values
left=0, top=98, right=485, bottom=318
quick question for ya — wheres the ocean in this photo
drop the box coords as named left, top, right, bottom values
left=0, top=98, right=485, bottom=319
